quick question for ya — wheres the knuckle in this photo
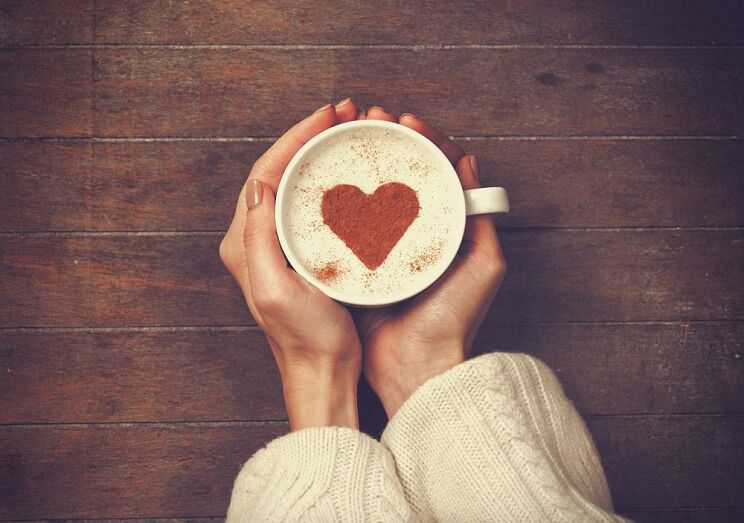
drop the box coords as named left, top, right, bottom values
left=253, top=283, right=289, bottom=314
left=219, top=230, right=247, bottom=274
left=479, top=248, right=507, bottom=284
left=218, top=236, right=234, bottom=266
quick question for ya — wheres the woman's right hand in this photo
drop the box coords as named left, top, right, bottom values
left=354, top=108, right=507, bottom=417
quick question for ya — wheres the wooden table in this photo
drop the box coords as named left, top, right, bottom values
left=1, top=1, right=743, bottom=520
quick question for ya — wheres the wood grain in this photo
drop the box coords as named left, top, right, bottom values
left=3, top=1, right=743, bottom=46
left=620, top=508, right=744, bottom=523
left=0, top=422, right=288, bottom=519
left=3, top=49, right=744, bottom=137
left=0, top=1, right=93, bottom=45
left=0, top=50, right=92, bottom=137
left=475, top=322, right=744, bottom=416
left=1, top=416, right=741, bottom=518
left=588, top=415, right=744, bottom=509
left=0, top=329, right=284, bottom=423
left=11, top=515, right=744, bottom=523
left=1, top=323, right=741, bottom=424
left=92, top=0, right=744, bottom=46
left=3, top=140, right=744, bottom=232
left=1, top=231, right=741, bottom=327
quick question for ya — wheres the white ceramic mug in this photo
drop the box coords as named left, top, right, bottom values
left=275, top=120, right=509, bottom=307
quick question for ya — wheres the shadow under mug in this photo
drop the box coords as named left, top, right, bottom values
left=276, top=119, right=509, bottom=307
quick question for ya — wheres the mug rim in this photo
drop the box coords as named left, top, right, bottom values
left=275, top=119, right=466, bottom=307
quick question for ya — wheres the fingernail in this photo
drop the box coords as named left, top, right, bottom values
left=314, top=103, right=332, bottom=114
left=400, top=112, right=417, bottom=120
left=469, top=155, right=480, bottom=181
left=335, top=97, right=352, bottom=108
left=246, top=179, right=263, bottom=209
left=369, top=105, right=385, bottom=112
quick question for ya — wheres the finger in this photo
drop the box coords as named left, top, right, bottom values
left=335, top=97, right=358, bottom=123
left=356, top=107, right=367, bottom=120
left=456, top=154, right=502, bottom=255
left=242, top=179, right=289, bottom=292
left=399, top=113, right=464, bottom=165
left=366, top=105, right=397, bottom=123
left=249, top=104, right=338, bottom=191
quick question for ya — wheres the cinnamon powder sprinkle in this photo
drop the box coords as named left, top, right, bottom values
left=409, top=242, right=444, bottom=273
left=313, top=261, right=342, bottom=283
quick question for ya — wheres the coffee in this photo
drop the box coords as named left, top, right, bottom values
left=280, top=125, right=462, bottom=300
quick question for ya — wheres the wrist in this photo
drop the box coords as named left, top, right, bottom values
left=281, top=359, right=360, bottom=431
left=368, top=343, right=464, bottom=417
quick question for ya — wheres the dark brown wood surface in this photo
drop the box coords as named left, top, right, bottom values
left=0, top=422, right=288, bottom=519
left=2, top=0, right=743, bottom=520
left=589, top=416, right=744, bottom=509
left=2, top=1, right=744, bottom=46
left=3, top=139, right=744, bottom=231
left=1, top=417, right=741, bottom=519
left=3, top=49, right=744, bottom=137
left=2, top=231, right=742, bottom=327
left=1, top=323, right=741, bottom=424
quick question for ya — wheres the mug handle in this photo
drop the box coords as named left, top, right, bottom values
left=464, top=187, right=510, bottom=215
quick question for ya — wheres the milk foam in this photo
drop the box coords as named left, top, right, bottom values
left=283, top=126, right=460, bottom=300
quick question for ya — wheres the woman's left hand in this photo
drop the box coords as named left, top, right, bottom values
left=219, top=99, right=363, bottom=431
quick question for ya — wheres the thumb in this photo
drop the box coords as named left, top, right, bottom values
left=243, top=178, right=288, bottom=289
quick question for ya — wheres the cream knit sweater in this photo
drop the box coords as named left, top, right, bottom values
left=226, top=353, right=627, bottom=522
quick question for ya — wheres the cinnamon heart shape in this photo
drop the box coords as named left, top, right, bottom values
left=321, top=182, right=420, bottom=270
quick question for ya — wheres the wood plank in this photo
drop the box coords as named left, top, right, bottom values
left=475, top=322, right=744, bottom=416
left=0, top=235, right=246, bottom=328
left=3, top=139, right=744, bottom=231
left=492, top=230, right=744, bottom=323
left=620, top=508, right=744, bottom=523
left=0, top=422, right=288, bottom=519
left=0, top=1, right=93, bottom=45
left=1, top=416, right=741, bottom=518
left=588, top=416, right=744, bottom=509
left=14, top=514, right=744, bottom=523
left=0, top=50, right=92, bottom=137
left=9, top=520, right=223, bottom=523
left=1, top=231, right=741, bottom=327
left=4, top=49, right=744, bottom=137
left=4, top=1, right=741, bottom=46
left=1, top=323, right=741, bottom=424
left=0, top=141, right=259, bottom=232
left=0, top=330, right=285, bottom=424
left=99, top=1, right=744, bottom=46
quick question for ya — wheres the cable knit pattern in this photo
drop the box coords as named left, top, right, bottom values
left=381, top=353, right=628, bottom=522
left=226, top=426, right=412, bottom=522
left=226, top=353, right=628, bottom=522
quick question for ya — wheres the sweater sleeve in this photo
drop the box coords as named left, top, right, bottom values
left=226, top=426, right=412, bottom=522
left=381, top=352, right=629, bottom=522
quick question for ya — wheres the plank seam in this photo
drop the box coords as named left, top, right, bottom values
left=3, top=44, right=744, bottom=50
left=0, top=420, right=289, bottom=429
left=1, top=135, right=743, bottom=142
left=0, top=227, right=742, bottom=237
left=617, top=505, right=744, bottom=512
left=1, top=413, right=742, bottom=429
left=584, top=413, right=744, bottom=420
left=6, top=510, right=744, bottom=522
left=0, top=320, right=742, bottom=334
